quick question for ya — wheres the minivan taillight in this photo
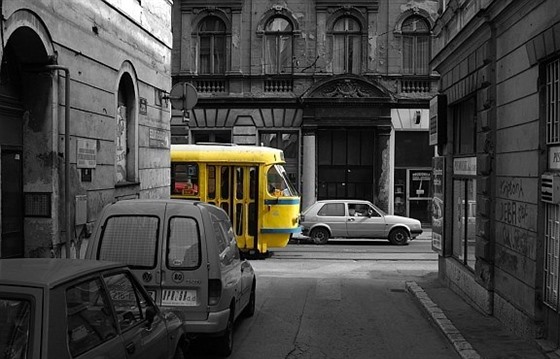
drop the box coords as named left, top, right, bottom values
left=208, top=279, right=222, bottom=306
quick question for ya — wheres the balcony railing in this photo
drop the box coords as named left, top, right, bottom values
left=398, top=78, right=433, bottom=93
left=194, top=79, right=227, bottom=94
left=264, top=78, right=293, bottom=93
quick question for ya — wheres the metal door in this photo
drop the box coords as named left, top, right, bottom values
left=1, top=149, right=23, bottom=258
left=317, top=129, right=374, bottom=201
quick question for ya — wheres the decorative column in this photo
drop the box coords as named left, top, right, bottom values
left=376, top=127, right=392, bottom=212
left=302, top=129, right=316, bottom=211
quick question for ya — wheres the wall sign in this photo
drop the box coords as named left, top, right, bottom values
left=453, top=157, right=476, bottom=176
left=149, top=128, right=169, bottom=148
left=431, top=157, right=445, bottom=254
left=548, top=145, right=560, bottom=170
left=77, top=138, right=97, bottom=169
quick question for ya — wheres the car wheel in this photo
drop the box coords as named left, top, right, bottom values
left=310, top=227, right=329, bottom=245
left=389, top=228, right=410, bottom=245
left=216, top=310, right=234, bottom=356
left=243, top=280, right=256, bottom=318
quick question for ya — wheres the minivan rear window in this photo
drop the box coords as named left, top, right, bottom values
left=98, top=216, right=159, bottom=268
left=168, top=217, right=201, bottom=268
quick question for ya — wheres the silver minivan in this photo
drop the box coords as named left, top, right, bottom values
left=85, top=199, right=256, bottom=356
left=299, top=199, right=423, bottom=245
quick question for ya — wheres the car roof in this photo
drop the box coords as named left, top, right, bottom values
left=0, top=258, right=125, bottom=289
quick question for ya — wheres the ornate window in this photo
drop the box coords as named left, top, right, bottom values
left=264, top=17, right=293, bottom=74
left=402, top=15, right=430, bottom=75
left=198, top=16, right=226, bottom=74
left=331, top=16, right=362, bottom=74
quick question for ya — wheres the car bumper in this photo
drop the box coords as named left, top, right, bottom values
left=181, top=308, right=231, bottom=335
left=411, top=229, right=423, bottom=238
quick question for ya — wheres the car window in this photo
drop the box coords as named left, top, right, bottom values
left=0, top=298, right=31, bottom=359
left=66, top=278, right=118, bottom=357
left=98, top=216, right=159, bottom=268
left=317, top=203, right=345, bottom=216
left=104, top=273, right=148, bottom=333
left=168, top=217, right=201, bottom=268
left=348, top=203, right=376, bottom=217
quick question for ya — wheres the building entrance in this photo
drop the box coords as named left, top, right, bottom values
left=317, top=129, right=374, bottom=201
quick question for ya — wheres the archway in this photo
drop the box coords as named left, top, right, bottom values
left=1, top=16, right=54, bottom=258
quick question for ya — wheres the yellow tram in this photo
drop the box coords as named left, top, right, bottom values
left=170, top=143, right=301, bottom=256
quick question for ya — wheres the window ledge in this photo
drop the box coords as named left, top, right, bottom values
left=115, top=181, right=140, bottom=188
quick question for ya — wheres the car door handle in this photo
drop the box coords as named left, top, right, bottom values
left=348, top=218, right=355, bottom=221
left=126, top=342, right=135, bottom=354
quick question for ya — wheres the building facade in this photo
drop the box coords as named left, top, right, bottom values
left=171, top=0, right=439, bottom=220
left=0, top=0, right=172, bottom=259
left=431, top=0, right=560, bottom=345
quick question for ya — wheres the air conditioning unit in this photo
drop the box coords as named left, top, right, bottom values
left=541, top=173, right=560, bottom=204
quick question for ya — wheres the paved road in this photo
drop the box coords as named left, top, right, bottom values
left=187, top=239, right=459, bottom=359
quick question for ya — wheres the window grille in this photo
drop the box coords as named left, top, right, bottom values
left=547, top=58, right=560, bottom=144
left=544, top=203, right=560, bottom=309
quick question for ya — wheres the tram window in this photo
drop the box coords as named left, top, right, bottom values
left=235, top=168, right=244, bottom=200
left=235, top=203, right=243, bottom=236
left=172, top=163, right=199, bottom=196
left=267, top=165, right=295, bottom=196
left=221, top=167, right=230, bottom=199
left=249, top=168, right=256, bottom=200
left=248, top=203, right=256, bottom=236
left=208, top=166, right=216, bottom=199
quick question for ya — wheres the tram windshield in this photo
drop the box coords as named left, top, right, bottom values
left=267, top=164, right=297, bottom=197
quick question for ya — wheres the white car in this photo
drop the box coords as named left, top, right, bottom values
left=299, top=199, right=423, bottom=245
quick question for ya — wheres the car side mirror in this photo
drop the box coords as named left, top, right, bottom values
left=145, top=305, right=156, bottom=330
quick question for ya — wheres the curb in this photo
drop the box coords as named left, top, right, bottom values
left=405, top=281, right=482, bottom=359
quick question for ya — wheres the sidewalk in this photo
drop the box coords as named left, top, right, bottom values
left=407, top=272, right=556, bottom=359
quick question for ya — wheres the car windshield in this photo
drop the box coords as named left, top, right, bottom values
left=0, top=298, right=31, bottom=359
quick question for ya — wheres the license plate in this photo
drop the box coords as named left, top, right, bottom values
left=162, top=289, right=198, bottom=306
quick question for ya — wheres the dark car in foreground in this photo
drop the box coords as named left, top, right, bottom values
left=300, top=199, right=423, bottom=245
left=0, top=258, right=188, bottom=359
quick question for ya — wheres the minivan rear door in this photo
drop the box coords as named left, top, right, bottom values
left=161, top=202, right=209, bottom=320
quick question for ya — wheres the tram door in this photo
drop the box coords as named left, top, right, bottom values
left=1, top=149, right=23, bottom=258
left=210, top=165, right=258, bottom=250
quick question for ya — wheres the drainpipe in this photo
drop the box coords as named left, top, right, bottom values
left=43, top=65, right=71, bottom=258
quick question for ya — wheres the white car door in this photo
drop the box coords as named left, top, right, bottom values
left=346, top=202, right=386, bottom=238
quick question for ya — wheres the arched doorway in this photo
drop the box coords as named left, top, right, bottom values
left=0, top=19, right=53, bottom=258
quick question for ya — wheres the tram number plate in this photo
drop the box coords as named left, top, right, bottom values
left=162, top=289, right=198, bottom=306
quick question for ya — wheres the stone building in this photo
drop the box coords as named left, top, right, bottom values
left=171, top=0, right=439, bottom=220
left=431, top=0, right=560, bottom=346
left=0, top=0, right=172, bottom=259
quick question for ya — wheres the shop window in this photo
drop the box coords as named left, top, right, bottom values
left=452, top=97, right=477, bottom=270
left=264, top=17, right=293, bottom=74
left=330, top=16, right=362, bottom=74
left=116, top=70, right=138, bottom=184
left=198, top=16, right=226, bottom=74
left=452, top=179, right=476, bottom=269
left=401, top=15, right=430, bottom=75
left=453, top=97, right=476, bottom=155
left=544, top=57, right=560, bottom=309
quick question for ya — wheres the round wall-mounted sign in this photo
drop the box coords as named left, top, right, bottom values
left=169, top=82, right=198, bottom=110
